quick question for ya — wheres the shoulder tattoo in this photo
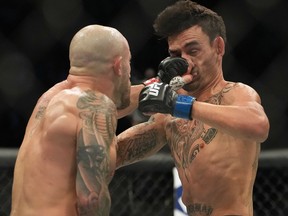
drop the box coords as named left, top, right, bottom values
left=77, top=90, right=117, bottom=139
left=35, top=106, right=46, bottom=119
left=206, top=82, right=237, bottom=105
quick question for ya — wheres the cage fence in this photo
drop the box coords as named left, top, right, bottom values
left=0, top=149, right=287, bottom=216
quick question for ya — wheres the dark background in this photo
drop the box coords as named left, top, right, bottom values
left=0, top=0, right=287, bottom=150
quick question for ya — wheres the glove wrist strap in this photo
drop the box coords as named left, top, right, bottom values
left=173, top=95, right=196, bottom=120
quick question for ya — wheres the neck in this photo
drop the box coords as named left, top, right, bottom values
left=189, top=70, right=226, bottom=100
left=66, top=74, right=115, bottom=100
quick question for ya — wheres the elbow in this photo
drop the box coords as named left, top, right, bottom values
left=255, top=116, right=270, bottom=143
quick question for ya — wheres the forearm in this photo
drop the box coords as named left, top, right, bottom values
left=117, top=84, right=144, bottom=119
left=116, top=117, right=167, bottom=168
left=192, top=101, right=269, bottom=142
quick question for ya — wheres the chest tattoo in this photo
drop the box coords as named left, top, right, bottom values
left=169, top=119, right=216, bottom=171
left=168, top=83, right=236, bottom=178
left=201, top=128, right=217, bottom=144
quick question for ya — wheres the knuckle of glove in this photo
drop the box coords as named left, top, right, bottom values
left=171, top=57, right=188, bottom=76
left=158, top=57, right=188, bottom=83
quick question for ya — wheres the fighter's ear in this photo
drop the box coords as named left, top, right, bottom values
left=214, top=36, right=225, bottom=56
left=113, top=56, right=123, bottom=76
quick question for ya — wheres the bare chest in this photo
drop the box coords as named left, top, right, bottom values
left=166, top=118, right=218, bottom=169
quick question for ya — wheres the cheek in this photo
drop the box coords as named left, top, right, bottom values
left=121, top=74, right=131, bottom=93
left=199, top=51, right=217, bottom=69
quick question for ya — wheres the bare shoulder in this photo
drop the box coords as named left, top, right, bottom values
left=74, top=89, right=117, bottom=133
left=222, top=82, right=257, bottom=94
left=32, top=86, right=117, bottom=135
left=44, top=87, right=116, bottom=114
left=74, top=89, right=116, bottom=114
left=37, top=88, right=82, bottom=137
left=220, top=82, right=261, bottom=104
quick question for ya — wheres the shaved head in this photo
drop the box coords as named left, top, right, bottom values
left=69, top=25, right=128, bottom=75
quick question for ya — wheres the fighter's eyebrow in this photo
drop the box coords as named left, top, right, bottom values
left=169, top=40, right=200, bottom=55
left=184, top=41, right=200, bottom=49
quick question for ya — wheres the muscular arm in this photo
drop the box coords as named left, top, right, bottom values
left=117, top=84, right=144, bottom=119
left=116, top=114, right=167, bottom=169
left=76, top=90, right=117, bottom=215
left=192, top=83, right=270, bottom=142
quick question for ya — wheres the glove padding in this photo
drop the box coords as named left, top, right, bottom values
left=143, top=57, right=188, bottom=86
left=158, top=57, right=188, bottom=84
left=138, top=82, right=195, bottom=120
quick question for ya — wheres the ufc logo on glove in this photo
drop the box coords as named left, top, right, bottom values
left=139, top=82, right=195, bottom=120
left=148, top=83, right=163, bottom=96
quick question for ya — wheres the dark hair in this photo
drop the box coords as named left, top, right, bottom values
left=153, top=0, right=227, bottom=43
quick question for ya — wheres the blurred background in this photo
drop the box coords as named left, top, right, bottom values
left=0, top=0, right=288, bottom=150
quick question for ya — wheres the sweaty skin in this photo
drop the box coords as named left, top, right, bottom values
left=117, top=25, right=269, bottom=216
left=11, top=25, right=131, bottom=216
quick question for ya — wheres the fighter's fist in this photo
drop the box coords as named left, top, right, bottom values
left=157, top=57, right=188, bottom=84
left=143, top=57, right=188, bottom=86
left=138, top=82, right=195, bottom=120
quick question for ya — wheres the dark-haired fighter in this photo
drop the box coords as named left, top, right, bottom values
left=117, top=1, right=270, bottom=215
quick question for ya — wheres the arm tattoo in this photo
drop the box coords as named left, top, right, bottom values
left=77, top=129, right=106, bottom=192
left=117, top=115, right=164, bottom=166
left=117, top=125, right=158, bottom=165
left=76, top=90, right=116, bottom=215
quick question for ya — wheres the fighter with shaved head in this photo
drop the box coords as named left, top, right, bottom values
left=11, top=24, right=132, bottom=216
